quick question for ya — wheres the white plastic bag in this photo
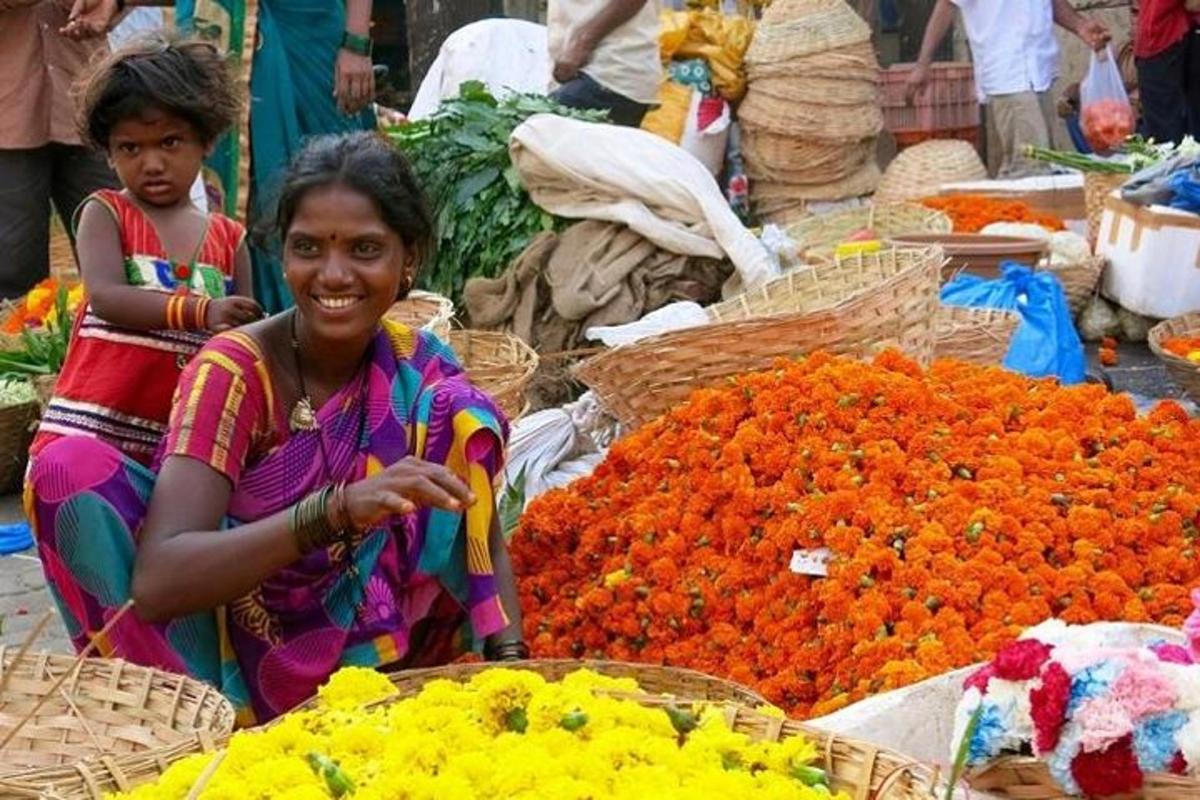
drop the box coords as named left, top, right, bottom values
left=1079, top=45, right=1135, bottom=153
left=679, top=94, right=731, bottom=176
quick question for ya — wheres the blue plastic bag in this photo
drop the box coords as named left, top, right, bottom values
left=1169, top=167, right=1200, bottom=214
left=941, top=262, right=1087, bottom=384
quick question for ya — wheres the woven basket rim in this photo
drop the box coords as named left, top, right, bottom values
left=1149, top=313, right=1200, bottom=367
left=0, top=649, right=236, bottom=783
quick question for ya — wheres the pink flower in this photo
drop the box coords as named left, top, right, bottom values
left=1111, top=660, right=1178, bottom=721
left=994, top=639, right=1054, bottom=681
left=1075, top=696, right=1134, bottom=753
left=1071, top=734, right=1144, bottom=796
left=964, top=663, right=996, bottom=693
left=1151, top=642, right=1195, bottom=666
left=1186, top=590, right=1200, bottom=661
left=1030, top=661, right=1071, bottom=755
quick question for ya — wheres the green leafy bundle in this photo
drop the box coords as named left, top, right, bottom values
left=0, top=284, right=72, bottom=379
left=386, top=82, right=607, bottom=305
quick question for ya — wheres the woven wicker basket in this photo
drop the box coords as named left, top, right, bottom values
left=224, top=662, right=940, bottom=800
left=384, top=290, right=454, bottom=341
left=933, top=305, right=1019, bottom=366
left=449, top=330, right=538, bottom=421
left=576, top=247, right=944, bottom=428
left=751, top=160, right=883, bottom=207
left=1083, top=171, right=1127, bottom=245
left=1149, top=313, right=1200, bottom=400
left=741, top=130, right=875, bottom=182
left=0, top=400, right=38, bottom=495
left=740, top=90, right=883, bottom=141
left=747, top=0, right=872, bottom=64
left=749, top=74, right=879, bottom=107
left=875, top=140, right=988, bottom=204
left=0, top=649, right=235, bottom=788
left=747, top=41, right=880, bottom=82
left=32, top=374, right=56, bottom=412
left=968, top=756, right=1200, bottom=799
left=784, top=203, right=953, bottom=255
left=1041, top=255, right=1104, bottom=318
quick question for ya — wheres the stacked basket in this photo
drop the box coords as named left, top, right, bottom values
left=741, top=0, right=883, bottom=222
left=576, top=246, right=945, bottom=427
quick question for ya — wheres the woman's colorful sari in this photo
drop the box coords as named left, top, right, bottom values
left=177, top=0, right=376, bottom=313
left=25, top=323, right=508, bottom=725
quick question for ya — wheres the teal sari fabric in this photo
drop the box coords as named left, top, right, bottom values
left=178, top=0, right=376, bottom=313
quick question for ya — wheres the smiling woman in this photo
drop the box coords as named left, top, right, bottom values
left=25, top=132, right=527, bottom=725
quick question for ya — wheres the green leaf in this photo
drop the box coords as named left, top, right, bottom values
left=499, top=467, right=527, bottom=543
left=944, top=704, right=984, bottom=800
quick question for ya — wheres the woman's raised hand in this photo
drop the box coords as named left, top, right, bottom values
left=343, top=457, right=475, bottom=528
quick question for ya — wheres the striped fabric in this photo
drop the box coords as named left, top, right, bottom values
left=31, top=189, right=245, bottom=465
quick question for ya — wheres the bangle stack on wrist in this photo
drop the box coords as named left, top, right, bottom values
left=484, top=640, right=530, bottom=662
left=290, top=485, right=338, bottom=555
left=290, top=482, right=359, bottom=556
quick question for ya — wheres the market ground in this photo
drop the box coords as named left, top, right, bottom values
left=0, top=342, right=1192, bottom=656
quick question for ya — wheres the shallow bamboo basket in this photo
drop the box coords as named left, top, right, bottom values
left=384, top=290, right=454, bottom=341
left=1149, top=312, right=1200, bottom=400
left=0, top=649, right=235, bottom=796
left=933, top=305, right=1020, bottom=366
left=784, top=204, right=953, bottom=256
left=66, top=661, right=942, bottom=800
left=577, top=247, right=945, bottom=428
left=969, top=756, right=1200, bottom=799
left=449, top=330, right=538, bottom=421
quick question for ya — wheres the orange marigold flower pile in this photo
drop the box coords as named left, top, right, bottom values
left=1164, top=336, right=1200, bottom=361
left=920, top=195, right=1066, bottom=234
left=512, top=351, right=1200, bottom=718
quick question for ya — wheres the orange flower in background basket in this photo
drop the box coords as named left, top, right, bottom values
left=920, top=195, right=1066, bottom=234
left=512, top=351, right=1200, bottom=718
left=1, top=279, right=83, bottom=335
left=1164, top=336, right=1200, bottom=361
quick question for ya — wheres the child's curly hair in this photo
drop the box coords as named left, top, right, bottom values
left=78, top=30, right=241, bottom=150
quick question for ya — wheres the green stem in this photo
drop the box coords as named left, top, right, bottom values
left=944, top=704, right=984, bottom=800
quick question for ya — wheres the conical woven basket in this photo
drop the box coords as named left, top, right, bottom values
left=577, top=246, right=944, bottom=427
left=783, top=203, right=953, bottom=253
left=1149, top=313, right=1200, bottom=400
left=384, top=290, right=454, bottom=341
left=749, top=74, right=879, bottom=107
left=748, top=0, right=872, bottom=65
left=747, top=41, right=880, bottom=82
left=740, top=90, right=883, bottom=141
left=933, top=305, right=1020, bottom=366
left=741, top=129, right=874, bottom=176
left=751, top=160, right=882, bottom=205
left=743, top=137, right=874, bottom=185
left=875, top=140, right=988, bottom=203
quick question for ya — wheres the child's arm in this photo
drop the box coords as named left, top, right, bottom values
left=79, top=202, right=262, bottom=332
left=205, top=240, right=263, bottom=333
left=77, top=200, right=197, bottom=332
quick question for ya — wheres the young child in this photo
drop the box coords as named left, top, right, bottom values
left=31, top=32, right=263, bottom=466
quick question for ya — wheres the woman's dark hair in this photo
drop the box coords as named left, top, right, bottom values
left=78, top=30, right=240, bottom=149
left=273, top=132, right=436, bottom=278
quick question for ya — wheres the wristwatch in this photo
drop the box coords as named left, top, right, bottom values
left=340, top=31, right=373, bottom=57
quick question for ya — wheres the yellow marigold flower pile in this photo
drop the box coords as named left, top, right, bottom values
left=110, top=667, right=844, bottom=800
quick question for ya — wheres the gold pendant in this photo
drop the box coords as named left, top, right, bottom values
left=289, top=397, right=319, bottom=432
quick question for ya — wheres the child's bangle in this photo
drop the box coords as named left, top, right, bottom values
left=165, top=295, right=187, bottom=330
left=193, top=296, right=211, bottom=331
